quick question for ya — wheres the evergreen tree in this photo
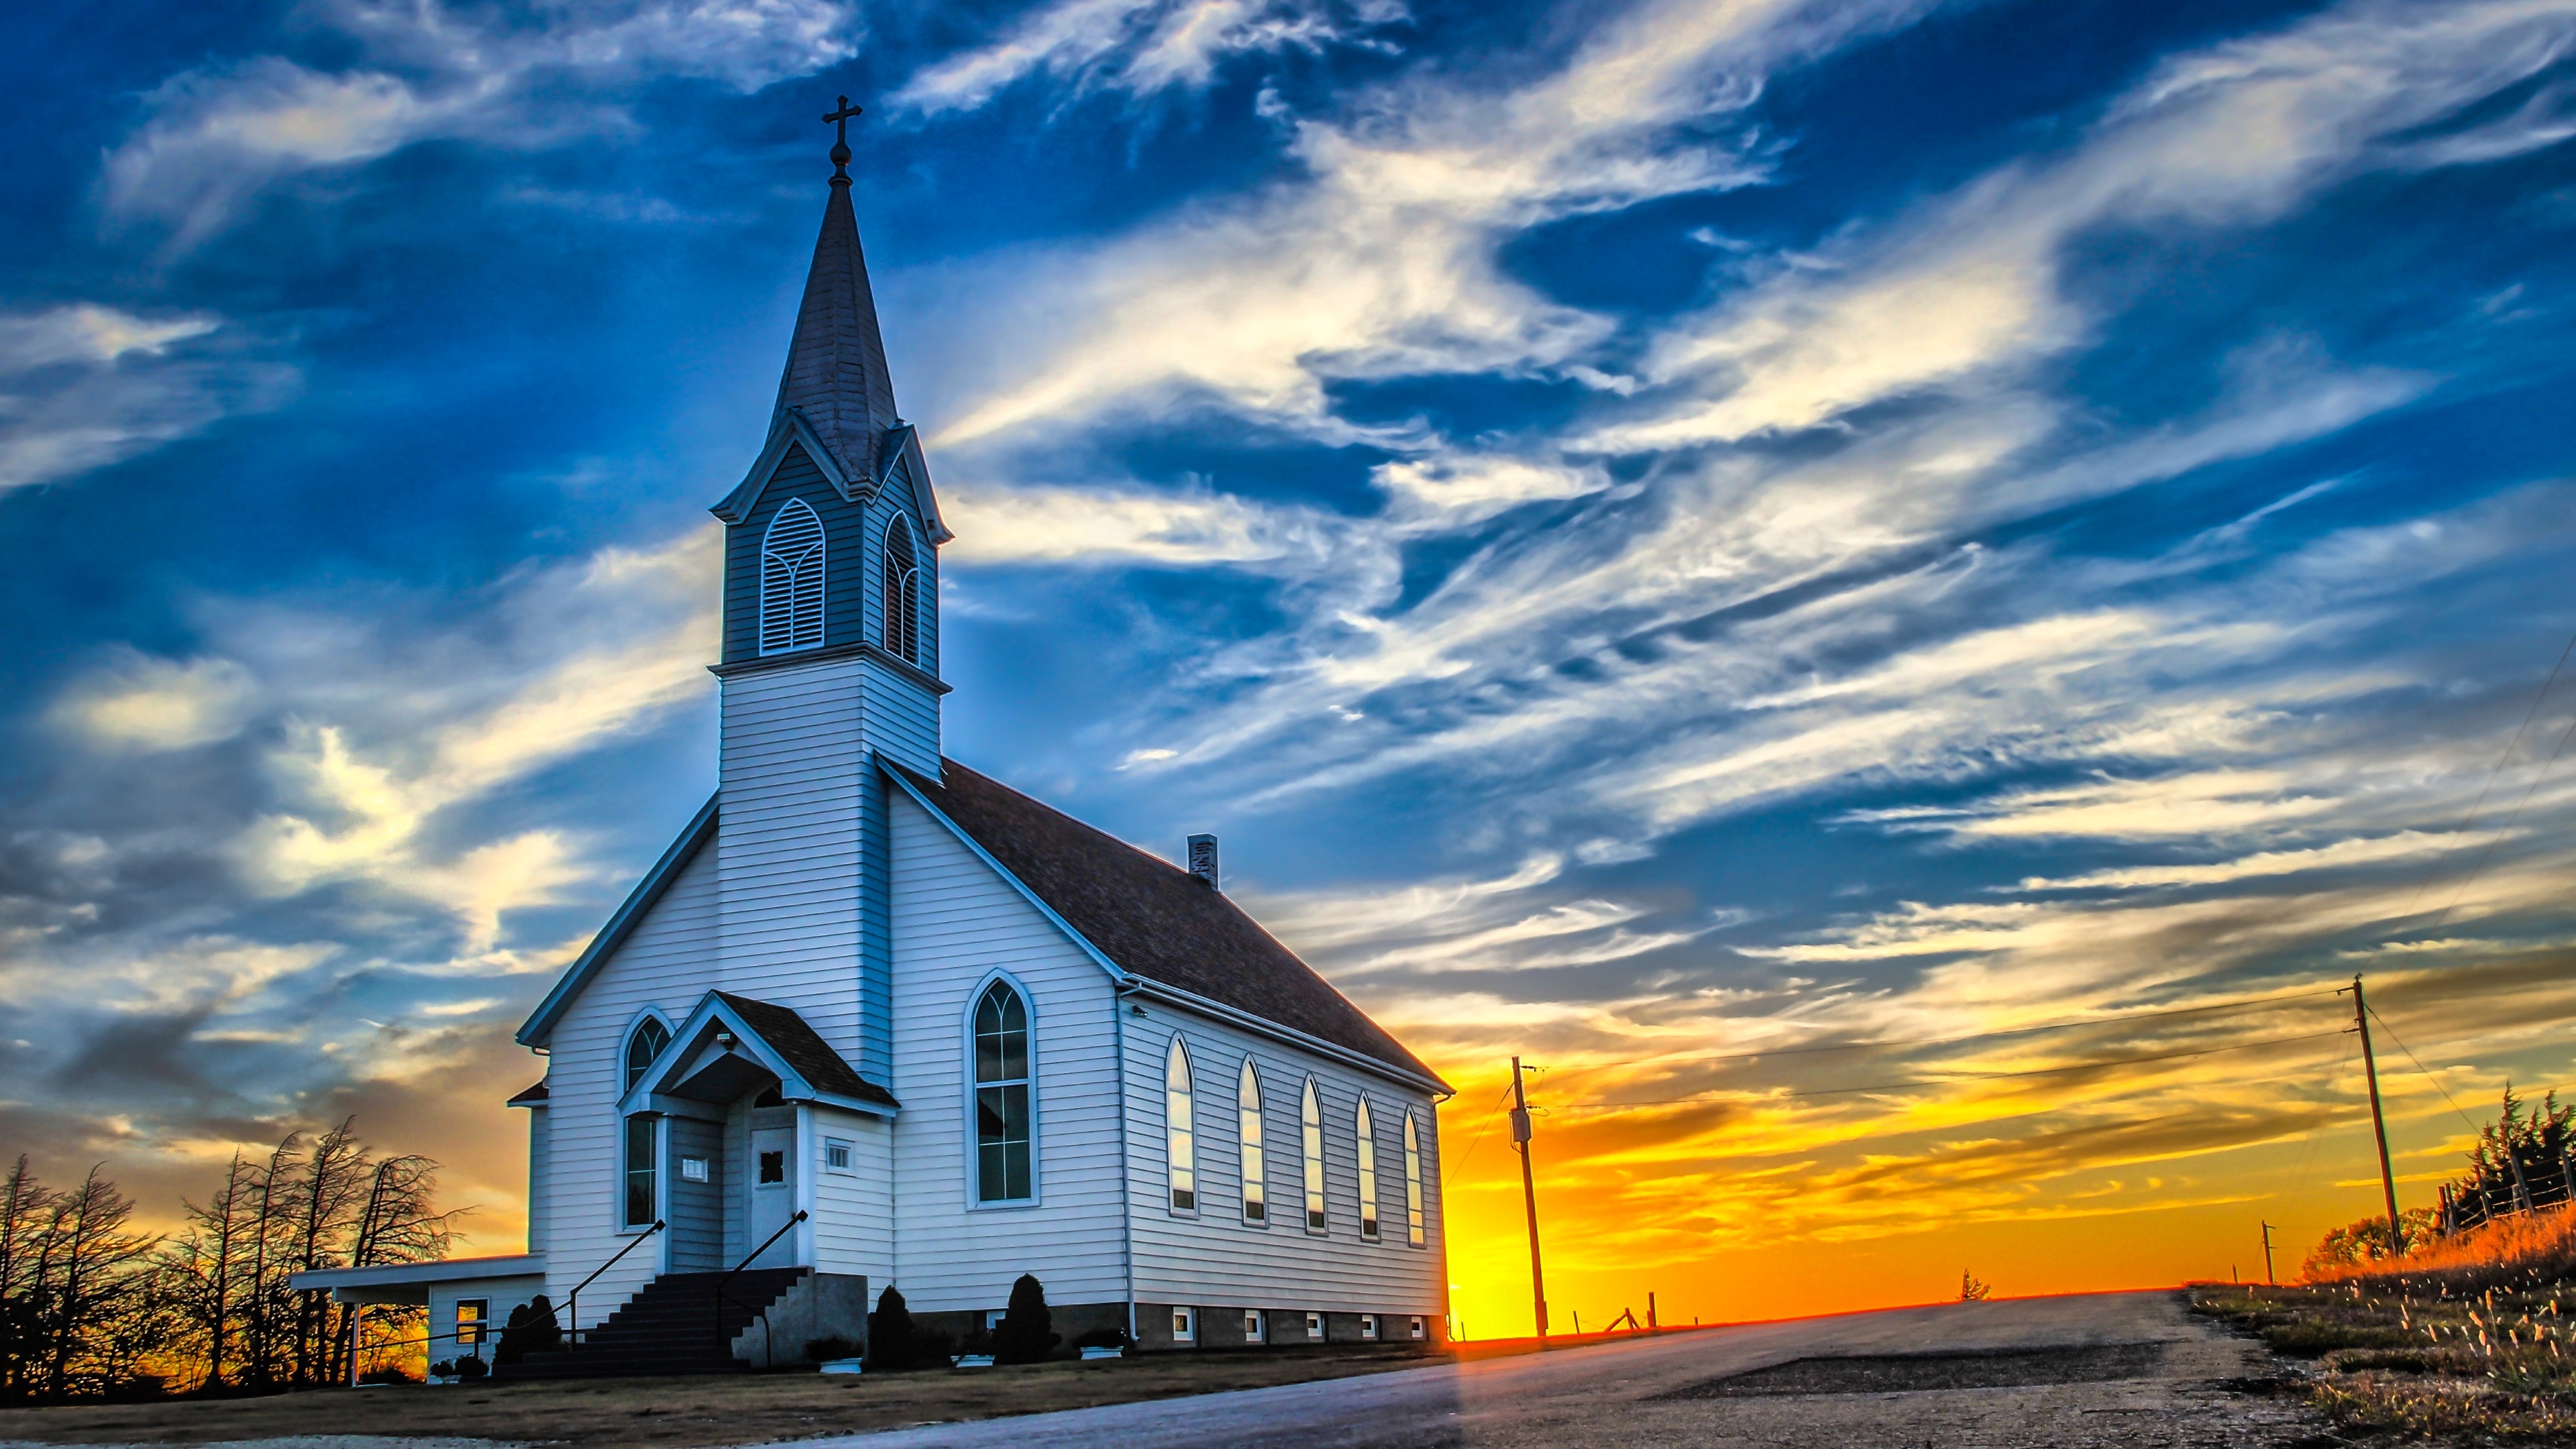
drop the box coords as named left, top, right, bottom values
left=866, top=1285, right=914, bottom=1371
left=992, top=1274, right=1057, bottom=1364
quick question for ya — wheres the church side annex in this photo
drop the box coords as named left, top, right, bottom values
left=297, top=103, right=1452, bottom=1372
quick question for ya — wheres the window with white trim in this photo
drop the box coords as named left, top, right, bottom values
left=1301, top=1080, right=1326, bottom=1234
left=1404, top=1112, right=1426, bottom=1248
left=1305, top=1311, right=1325, bottom=1340
left=973, top=980, right=1032, bottom=1202
left=1238, top=1058, right=1266, bottom=1225
left=1171, top=1306, right=1196, bottom=1344
left=759, top=498, right=826, bottom=655
left=822, top=1137, right=855, bottom=1175
left=621, top=1114, right=656, bottom=1228
left=881, top=516, right=920, bottom=662
left=623, top=1016, right=670, bottom=1094
left=1360, top=1313, right=1378, bottom=1340
left=1356, top=1097, right=1380, bottom=1242
left=1242, top=1307, right=1265, bottom=1343
left=1409, top=1315, right=1426, bottom=1340
left=1165, top=1035, right=1195, bottom=1213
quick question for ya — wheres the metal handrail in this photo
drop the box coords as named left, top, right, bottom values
left=564, top=1218, right=664, bottom=1344
left=714, top=1210, right=808, bottom=1364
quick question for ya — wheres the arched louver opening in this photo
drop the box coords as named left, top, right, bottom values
left=623, top=1017, right=671, bottom=1094
left=1165, top=1035, right=1195, bottom=1213
left=759, top=498, right=826, bottom=655
left=972, top=980, right=1032, bottom=1202
left=881, top=517, right=920, bottom=663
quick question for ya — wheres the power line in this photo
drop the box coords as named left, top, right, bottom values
left=2364, top=1004, right=2485, bottom=1136
left=1550, top=1028, right=2351, bottom=1111
left=2414, top=700, right=2576, bottom=939
left=1546, top=987, right=2341, bottom=1077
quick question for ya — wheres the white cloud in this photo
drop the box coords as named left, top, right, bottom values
left=103, top=0, right=859, bottom=248
left=945, top=484, right=1334, bottom=566
left=893, top=0, right=1389, bottom=115
left=50, top=652, right=263, bottom=752
left=0, top=304, right=296, bottom=492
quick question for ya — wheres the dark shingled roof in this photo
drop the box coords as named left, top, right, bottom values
left=895, top=759, right=1446, bottom=1090
left=715, top=991, right=900, bottom=1108
left=773, top=168, right=897, bottom=482
left=506, top=1079, right=549, bottom=1106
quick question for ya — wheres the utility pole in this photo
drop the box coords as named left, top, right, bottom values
left=2349, top=975, right=2404, bottom=1253
left=2260, top=1221, right=2276, bottom=1287
left=1511, top=1056, right=1548, bottom=1340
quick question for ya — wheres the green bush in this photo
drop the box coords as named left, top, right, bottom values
left=994, top=1275, right=1059, bottom=1364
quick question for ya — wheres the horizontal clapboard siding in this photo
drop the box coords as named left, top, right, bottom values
left=667, top=1116, right=725, bottom=1271
left=539, top=839, right=720, bottom=1322
left=810, top=1106, right=895, bottom=1283
left=885, top=791, right=1125, bottom=1314
left=718, top=662, right=864, bottom=1059
left=1126, top=1006, right=1446, bottom=1320
left=857, top=657, right=940, bottom=777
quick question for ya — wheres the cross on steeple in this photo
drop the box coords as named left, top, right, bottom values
left=822, top=95, right=863, bottom=178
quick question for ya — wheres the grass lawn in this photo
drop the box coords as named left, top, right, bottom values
left=0, top=1347, right=1459, bottom=1448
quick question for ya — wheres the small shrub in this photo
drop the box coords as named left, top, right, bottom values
left=867, top=1285, right=916, bottom=1371
left=360, top=1366, right=417, bottom=1385
left=913, top=1326, right=957, bottom=1366
left=454, top=1354, right=488, bottom=1381
left=994, top=1274, right=1060, bottom=1364
left=806, top=1336, right=862, bottom=1362
left=430, top=1360, right=454, bottom=1377
left=494, top=1295, right=563, bottom=1366
left=1069, top=1326, right=1132, bottom=1351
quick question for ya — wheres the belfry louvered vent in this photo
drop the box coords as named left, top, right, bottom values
left=881, top=517, right=920, bottom=663
left=760, top=498, right=826, bottom=654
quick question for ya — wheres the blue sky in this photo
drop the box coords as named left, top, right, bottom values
left=8, top=0, right=2576, bottom=1312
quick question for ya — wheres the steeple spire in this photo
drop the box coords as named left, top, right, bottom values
left=774, top=95, right=897, bottom=482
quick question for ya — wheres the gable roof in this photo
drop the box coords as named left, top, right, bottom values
left=517, top=793, right=718, bottom=1048
left=714, top=991, right=898, bottom=1108
left=890, top=759, right=1447, bottom=1091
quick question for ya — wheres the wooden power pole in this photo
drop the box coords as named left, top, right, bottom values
left=1511, top=1056, right=1548, bottom=1340
left=2349, top=975, right=2404, bottom=1252
left=2260, top=1220, right=2276, bottom=1286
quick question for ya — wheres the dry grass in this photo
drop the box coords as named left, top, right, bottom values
left=0, top=1346, right=1453, bottom=1448
left=2308, top=1204, right=2576, bottom=1299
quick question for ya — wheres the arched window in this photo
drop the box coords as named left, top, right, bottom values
left=759, top=498, right=826, bottom=655
left=1356, top=1097, right=1380, bottom=1242
left=1238, top=1059, right=1267, bottom=1226
left=881, top=517, right=919, bottom=663
left=1300, top=1081, right=1326, bottom=1234
left=1165, top=1036, right=1195, bottom=1213
left=972, top=980, right=1031, bottom=1203
left=623, top=1016, right=671, bottom=1095
left=1403, top=1112, right=1426, bottom=1247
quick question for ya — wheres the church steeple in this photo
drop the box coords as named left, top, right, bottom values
left=775, top=96, right=898, bottom=482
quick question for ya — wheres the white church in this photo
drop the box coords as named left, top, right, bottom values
left=301, top=113, right=1451, bottom=1372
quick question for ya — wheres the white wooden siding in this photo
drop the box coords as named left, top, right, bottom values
left=885, top=791, right=1126, bottom=1313
left=666, top=1116, right=726, bottom=1271
left=717, top=663, right=866, bottom=1059
left=525, top=1106, right=550, bottom=1254
left=809, top=1106, right=895, bottom=1284
left=534, top=839, right=720, bottom=1323
left=857, top=656, right=940, bottom=777
left=1124, top=1006, right=1446, bottom=1320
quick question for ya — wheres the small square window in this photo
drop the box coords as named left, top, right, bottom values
left=1409, top=1316, right=1426, bottom=1340
left=455, top=1298, right=488, bottom=1348
left=822, top=1138, right=855, bottom=1175
left=1305, top=1311, right=1325, bottom=1340
left=1243, top=1308, right=1264, bottom=1342
left=1171, top=1307, right=1195, bottom=1343
left=1360, top=1313, right=1378, bottom=1340
left=678, top=1155, right=710, bottom=1183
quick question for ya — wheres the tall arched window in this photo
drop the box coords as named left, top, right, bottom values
left=1403, top=1112, right=1426, bottom=1247
left=1300, top=1081, right=1326, bottom=1234
left=1356, top=1097, right=1380, bottom=1242
left=973, top=980, right=1031, bottom=1203
left=623, top=1017, right=671, bottom=1094
left=759, top=498, right=826, bottom=655
left=1165, top=1036, right=1195, bottom=1213
left=881, top=517, right=919, bottom=663
left=1238, top=1059, right=1267, bottom=1226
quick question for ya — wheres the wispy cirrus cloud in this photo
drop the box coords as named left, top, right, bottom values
left=0, top=304, right=296, bottom=492
left=891, top=0, right=1405, bottom=117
